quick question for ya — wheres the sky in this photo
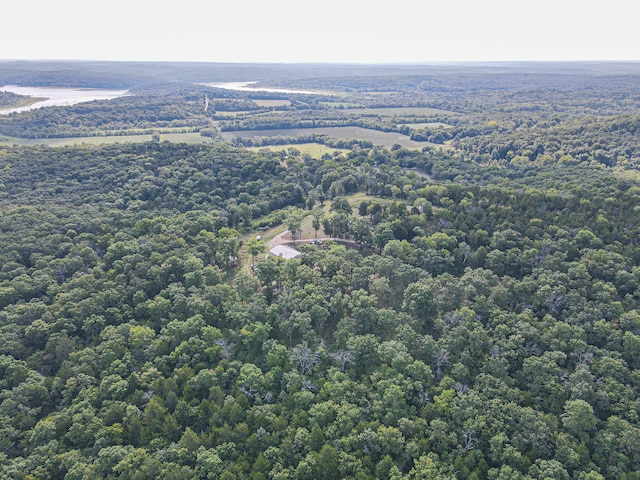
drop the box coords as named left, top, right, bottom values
left=2, top=0, right=639, bottom=63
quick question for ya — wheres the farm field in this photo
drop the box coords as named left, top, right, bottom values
left=247, top=142, right=348, bottom=157
left=252, top=99, right=291, bottom=107
left=0, top=131, right=214, bottom=147
left=398, top=122, right=455, bottom=129
left=211, top=111, right=255, bottom=118
left=221, top=125, right=443, bottom=149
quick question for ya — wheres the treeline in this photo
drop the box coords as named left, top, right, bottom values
left=0, top=143, right=306, bottom=219
left=230, top=133, right=373, bottom=150
left=5, top=67, right=640, bottom=174
left=453, top=114, right=640, bottom=168
left=218, top=111, right=356, bottom=132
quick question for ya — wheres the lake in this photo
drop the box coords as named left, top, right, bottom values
left=203, top=81, right=317, bottom=95
left=0, top=86, right=129, bottom=115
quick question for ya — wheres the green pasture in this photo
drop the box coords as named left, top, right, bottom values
left=253, top=99, right=291, bottom=107
left=222, top=126, right=440, bottom=150
left=248, top=142, right=348, bottom=158
left=212, top=111, right=255, bottom=118
left=0, top=131, right=214, bottom=147
left=398, top=122, right=455, bottom=129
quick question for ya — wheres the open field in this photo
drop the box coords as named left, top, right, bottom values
left=398, top=122, right=455, bottom=129
left=361, top=91, right=400, bottom=95
left=247, top=142, right=348, bottom=158
left=0, top=131, right=214, bottom=147
left=212, top=111, right=255, bottom=118
left=253, top=99, right=291, bottom=107
left=221, top=126, right=445, bottom=149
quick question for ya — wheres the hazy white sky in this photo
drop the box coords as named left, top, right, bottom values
left=2, top=0, right=639, bottom=63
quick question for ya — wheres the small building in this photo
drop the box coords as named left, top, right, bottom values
left=269, top=245, right=301, bottom=260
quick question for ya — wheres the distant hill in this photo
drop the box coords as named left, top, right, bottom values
left=2, top=59, right=640, bottom=89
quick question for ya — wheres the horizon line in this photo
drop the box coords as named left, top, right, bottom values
left=2, top=58, right=640, bottom=65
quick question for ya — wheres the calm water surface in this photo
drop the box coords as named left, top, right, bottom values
left=0, top=86, right=129, bottom=115
left=203, top=81, right=317, bottom=95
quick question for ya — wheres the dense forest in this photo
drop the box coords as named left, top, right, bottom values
left=0, top=61, right=639, bottom=479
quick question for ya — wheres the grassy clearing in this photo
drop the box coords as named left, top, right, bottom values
left=286, top=193, right=393, bottom=239
left=213, top=111, right=255, bottom=118
left=247, top=143, right=348, bottom=158
left=253, top=99, right=291, bottom=107
left=223, top=126, right=442, bottom=150
left=238, top=223, right=288, bottom=273
left=0, top=131, right=214, bottom=147
left=259, top=224, right=288, bottom=243
left=285, top=194, right=388, bottom=241
left=240, top=192, right=401, bottom=272
left=398, top=122, right=455, bottom=129
left=299, top=218, right=325, bottom=240
left=345, top=193, right=382, bottom=205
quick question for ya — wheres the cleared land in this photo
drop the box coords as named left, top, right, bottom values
left=247, top=142, right=348, bottom=158
left=0, top=131, right=214, bottom=147
left=398, top=122, right=455, bottom=129
left=212, top=111, right=255, bottom=118
left=253, top=99, right=291, bottom=107
left=221, top=126, right=444, bottom=149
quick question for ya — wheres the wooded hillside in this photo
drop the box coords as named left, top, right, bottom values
left=0, top=62, right=639, bottom=479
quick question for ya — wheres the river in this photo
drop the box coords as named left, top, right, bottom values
left=202, top=81, right=317, bottom=95
left=0, top=85, right=129, bottom=115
